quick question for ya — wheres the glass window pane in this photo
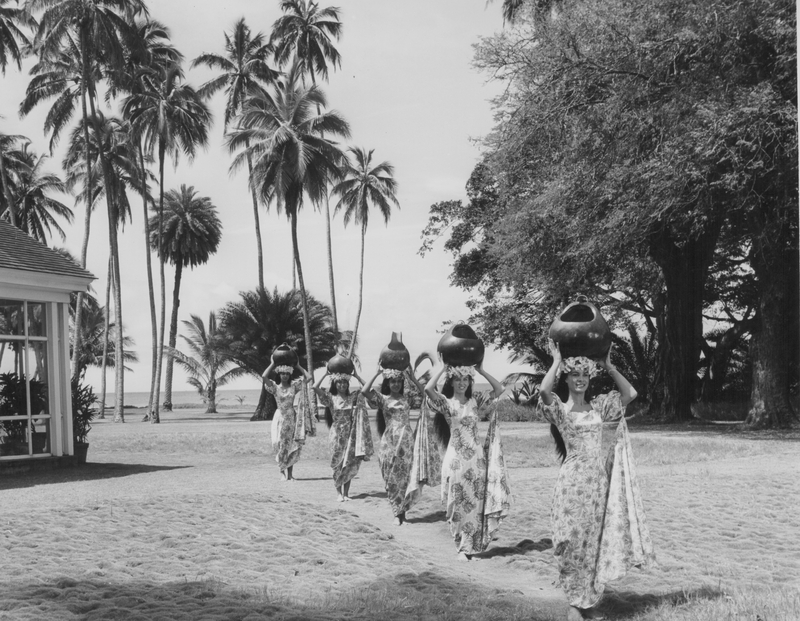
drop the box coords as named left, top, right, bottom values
left=27, top=343, right=49, bottom=417
left=32, top=418, right=51, bottom=455
left=28, top=303, right=47, bottom=337
left=0, top=300, right=24, bottom=336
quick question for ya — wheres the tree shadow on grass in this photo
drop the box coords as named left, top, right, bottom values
left=597, top=585, right=725, bottom=618
left=472, top=537, right=554, bottom=559
left=0, top=463, right=191, bottom=491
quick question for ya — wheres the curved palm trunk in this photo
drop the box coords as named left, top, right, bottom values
left=0, top=152, right=17, bottom=226
left=139, top=145, right=158, bottom=419
left=348, top=222, right=366, bottom=358
left=163, top=260, right=184, bottom=410
left=290, top=212, right=315, bottom=382
left=98, top=258, right=112, bottom=419
left=151, top=145, right=167, bottom=424
left=245, top=140, right=265, bottom=291
left=71, top=48, right=94, bottom=380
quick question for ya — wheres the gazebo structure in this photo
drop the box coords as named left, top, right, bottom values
left=0, top=221, right=95, bottom=464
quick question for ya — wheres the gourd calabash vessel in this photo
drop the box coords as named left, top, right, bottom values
left=548, top=295, right=612, bottom=359
left=271, top=342, right=298, bottom=367
left=437, top=322, right=485, bottom=367
left=379, top=332, right=411, bottom=370
left=327, top=354, right=355, bottom=376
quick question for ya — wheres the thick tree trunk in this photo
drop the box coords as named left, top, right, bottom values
left=163, top=261, right=183, bottom=411
left=151, top=146, right=167, bottom=424
left=648, top=222, right=721, bottom=420
left=348, top=224, right=366, bottom=358
left=324, top=193, right=338, bottom=333
left=745, top=207, right=798, bottom=429
left=206, top=379, right=217, bottom=414
left=139, top=145, right=159, bottom=421
left=98, top=259, right=112, bottom=419
left=245, top=141, right=265, bottom=291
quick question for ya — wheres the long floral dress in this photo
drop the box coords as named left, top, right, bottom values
left=428, top=394, right=512, bottom=554
left=365, top=390, right=417, bottom=517
left=318, top=391, right=374, bottom=489
left=405, top=399, right=443, bottom=507
left=264, top=378, right=307, bottom=471
left=539, top=391, right=655, bottom=608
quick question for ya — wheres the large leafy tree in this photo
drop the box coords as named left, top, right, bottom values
left=192, top=18, right=279, bottom=291
left=166, top=312, right=242, bottom=414
left=332, top=147, right=399, bottom=356
left=219, top=287, right=338, bottom=420
left=149, top=184, right=222, bottom=411
left=227, top=60, right=349, bottom=383
left=0, top=132, right=29, bottom=229
left=271, top=0, right=343, bottom=330
left=123, top=60, right=212, bottom=423
left=429, top=0, right=796, bottom=424
left=0, top=0, right=33, bottom=76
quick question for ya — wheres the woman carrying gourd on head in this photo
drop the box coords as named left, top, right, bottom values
left=539, top=338, right=655, bottom=621
left=424, top=324, right=512, bottom=561
left=261, top=345, right=312, bottom=482
left=313, top=356, right=373, bottom=502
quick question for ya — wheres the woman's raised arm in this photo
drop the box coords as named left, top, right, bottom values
left=425, top=362, right=447, bottom=401
left=539, top=339, right=562, bottom=406
left=598, top=347, right=638, bottom=406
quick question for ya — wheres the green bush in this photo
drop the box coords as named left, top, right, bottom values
left=71, top=378, right=97, bottom=444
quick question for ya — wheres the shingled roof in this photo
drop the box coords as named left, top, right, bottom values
left=0, top=220, right=95, bottom=281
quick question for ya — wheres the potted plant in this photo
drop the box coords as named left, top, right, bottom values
left=71, top=378, right=97, bottom=464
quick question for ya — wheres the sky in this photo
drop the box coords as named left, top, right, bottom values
left=1, top=0, right=533, bottom=395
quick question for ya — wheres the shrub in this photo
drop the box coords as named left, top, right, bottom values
left=71, top=378, right=98, bottom=444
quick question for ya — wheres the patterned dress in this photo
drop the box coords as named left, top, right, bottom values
left=365, top=390, right=417, bottom=517
left=428, top=394, right=512, bottom=554
left=264, top=378, right=307, bottom=471
left=539, top=392, right=655, bottom=608
left=318, top=391, right=374, bottom=489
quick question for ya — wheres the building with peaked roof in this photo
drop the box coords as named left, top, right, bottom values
left=0, top=221, right=95, bottom=464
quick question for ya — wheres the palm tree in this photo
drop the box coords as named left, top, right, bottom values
left=219, top=287, right=338, bottom=420
left=227, top=60, right=349, bottom=386
left=192, top=18, right=279, bottom=291
left=0, top=132, right=28, bottom=228
left=149, top=184, right=222, bottom=411
left=72, top=293, right=138, bottom=379
left=166, top=312, right=243, bottom=414
left=271, top=0, right=343, bottom=330
left=0, top=0, right=34, bottom=76
left=123, top=60, right=212, bottom=423
left=4, top=141, right=72, bottom=243
left=113, top=18, right=181, bottom=422
left=331, top=147, right=399, bottom=356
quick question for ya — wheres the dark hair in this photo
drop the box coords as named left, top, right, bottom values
left=380, top=377, right=404, bottom=396
left=325, top=405, right=333, bottom=428
left=271, top=368, right=300, bottom=383
left=441, top=376, right=472, bottom=399
left=551, top=424, right=567, bottom=463
left=549, top=372, right=600, bottom=464
left=329, top=380, right=350, bottom=397
left=376, top=405, right=386, bottom=436
left=433, top=409, right=451, bottom=447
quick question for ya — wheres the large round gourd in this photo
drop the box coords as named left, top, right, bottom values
left=327, top=354, right=355, bottom=375
left=548, top=296, right=611, bottom=359
left=437, top=322, right=484, bottom=367
left=379, top=332, right=410, bottom=370
left=271, top=342, right=298, bottom=367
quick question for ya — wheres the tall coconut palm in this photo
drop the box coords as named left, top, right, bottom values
left=26, top=0, right=148, bottom=392
left=332, top=147, right=399, bottom=356
left=149, top=184, right=221, bottom=411
left=123, top=60, right=212, bottom=423
left=0, top=0, right=34, bottom=76
left=0, top=132, right=28, bottom=228
left=3, top=141, right=72, bottom=243
left=219, top=287, right=338, bottom=420
left=112, top=18, right=181, bottom=422
left=271, top=0, right=343, bottom=331
left=192, top=18, right=279, bottom=291
left=227, top=60, right=349, bottom=386
left=166, top=312, right=243, bottom=414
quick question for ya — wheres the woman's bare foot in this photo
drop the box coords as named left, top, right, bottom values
left=393, top=516, right=402, bottom=526
left=456, top=552, right=470, bottom=562
left=567, top=606, right=584, bottom=621
left=343, top=495, right=351, bottom=502
left=280, top=470, right=287, bottom=481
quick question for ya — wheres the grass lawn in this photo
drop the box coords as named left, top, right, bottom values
left=0, top=407, right=798, bottom=620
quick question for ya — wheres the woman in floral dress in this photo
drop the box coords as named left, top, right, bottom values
left=539, top=340, right=654, bottom=621
left=362, top=365, right=426, bottom=526
left=425, top=361, right=512, bottom=561
left=261, top=360, right=312, bottom=481
left=313, top=369, right=373, bottom=501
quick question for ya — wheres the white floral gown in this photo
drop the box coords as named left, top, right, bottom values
left=318, top=391, right=374, bottom=489
left=539, top=391, right=655, bottom=608
left=428, top=394, right=512, bottom=554
left=264, top=378, right=308, bottom=471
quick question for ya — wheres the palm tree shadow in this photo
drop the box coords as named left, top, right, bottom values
left=0, top=463, right=191, bottom=491
left=404, top=510, right=446, bottom=524
left=598, top=586, right=725, bottom=618
left=472, top=537, right=554, bottom=559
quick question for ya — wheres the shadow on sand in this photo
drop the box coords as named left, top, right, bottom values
left=404, top=509, right=446, bottom=524
left=472, top=537, right=554, bottom=559
left=350, top=490, right=387, bottom=500
left=598, top=585, right=725, bottom=618
left=0, top=462, right=191, bottom=491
